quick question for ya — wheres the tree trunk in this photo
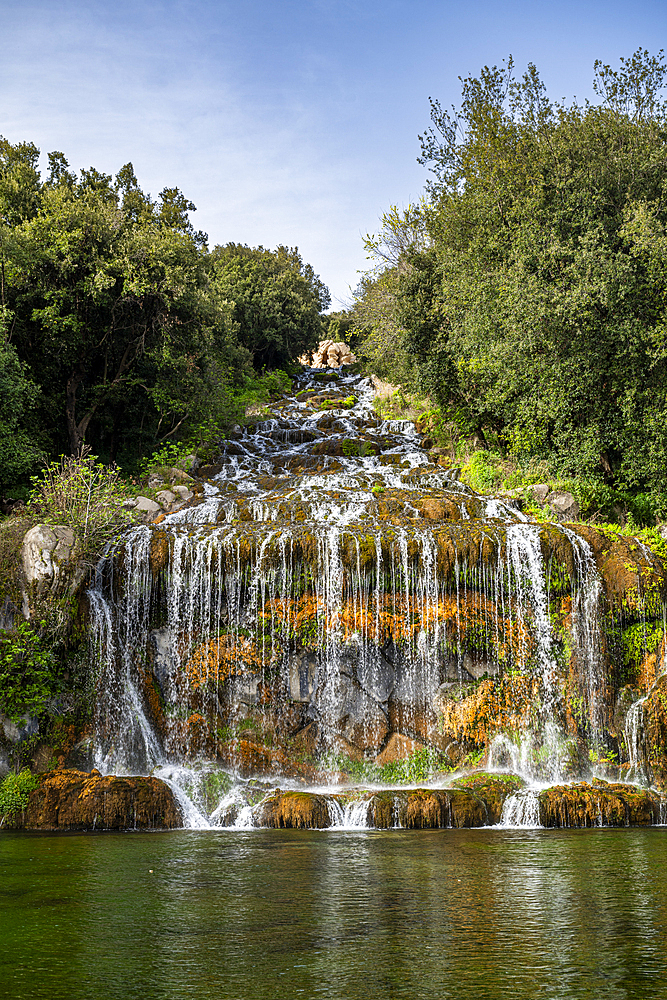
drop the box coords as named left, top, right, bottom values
left=66, top=371, right=84, bottom=456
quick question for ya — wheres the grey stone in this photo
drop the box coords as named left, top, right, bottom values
left=65, top=736, right=95, bottom=771
left=156, top=490, right=177, bottom=507
left=392, top=657, right=441, bottom=703
left=135, top=496, right=161, bottom=514
left=228, top=674, right=261, bottom=706
left=0, top=748, right=11, bottom=778
left=22, top=524, right=77, bottom=587
left=1, top=712, right=39, bottom=743
left=0, top=598, right=16, bottom=630
left=526, top=483, right=550, bottom=503
left=288, top=651, right=318, bottom=702
left=355, top=654, right=394, bottom=703
left=149, top=628, right=176, bottom=697
left=172, top=485, right=193, bottom=500
left=462, top=653, right=497, bottom=680
left=319, top=672, right=388, bottom=751
left=547, top=490, right=579, bottom=522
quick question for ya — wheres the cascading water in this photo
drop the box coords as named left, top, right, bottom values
left=86, top=364, right=661, bottom=827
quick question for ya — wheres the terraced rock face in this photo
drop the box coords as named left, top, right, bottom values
left=87, top=367, right=667, bottom=822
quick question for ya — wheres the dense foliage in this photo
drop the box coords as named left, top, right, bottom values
left=0, top=144, right=328, bottom=492
left=0, top=622, right=58, bottom=723
left=356, top=50, right=667, bottom=506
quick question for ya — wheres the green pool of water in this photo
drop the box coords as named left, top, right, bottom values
left=1, top=828, right=666, bottom=1000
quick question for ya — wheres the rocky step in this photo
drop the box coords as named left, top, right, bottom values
left=4, top=769, right=183, bottom=831
left=230, top=778, right=665, bottom=829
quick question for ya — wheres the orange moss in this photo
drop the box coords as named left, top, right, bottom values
left=149, top=530, right=170, bottom=575
left=438, top=674, right=540, bottom=747
left=184, top=634, right=274, bottom=687
left=256, top=592, right=531, bottom=665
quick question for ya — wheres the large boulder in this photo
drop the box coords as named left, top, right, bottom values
left=301, top=340, right=357, bottom=369
left=546, top=490, right=579, bottom=522
left=21, top=524, right=80, bottom=592
left=4, top=768, right=183, bottom=830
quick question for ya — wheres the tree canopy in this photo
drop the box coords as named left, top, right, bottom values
left=0, top=144, right=329, bottom=489
left=356, top=49, right=667, bottom=495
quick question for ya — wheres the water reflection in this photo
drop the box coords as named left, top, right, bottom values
left=0, top=829, right=666, bottom=999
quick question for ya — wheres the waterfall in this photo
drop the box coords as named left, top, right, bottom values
left=500, top=789, right=542, bottom=828
left=85, top=364, right=647, bottom=822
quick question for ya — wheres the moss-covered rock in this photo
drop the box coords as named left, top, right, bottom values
left=538, top=780, right=662, bottom=827
left=4, top=768, right=182, bottom=830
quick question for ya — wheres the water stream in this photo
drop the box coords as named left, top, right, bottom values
left=86, top=366, right=662, bottom=828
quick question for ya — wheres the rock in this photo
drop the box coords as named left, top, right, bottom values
left=256, top=790, right=332, bottom=829
left=0, top=712, right=39, bottom=743
left=135, top=496, right=161, bottom=514
left=227, top=673, right=262, bottom=706
left=0, top=749, right=11, bottom=778
left=538, top=780, right=662, bottom=827
left=4, top=769, right=182, bottom=831
left=156, top=490, right=177, bottom=507
left=546, top=490, right=579, bottom=522
left=375, top=733, right=427, bottom=765
left=449, top=772, right=525, bottom=823
left=164, top=466, right=195, bottom=484
left=197, top=464, right=223, bottom=479
left=149, top=627, right=175, bottom=696
left=288, top=650, right=318, bottom=702
left=64, top=737, right=94, bottom=771
left=320, top=673, right=389, bottom=752
left=172, top=485, right=193, bottom=500
left=526, top=483, right=550, bottom=503
left=21, top=524, right=78, bottom=590
left=461, top=653, right=497, bottom=680
left=355, top=654, right=395, bottom=703
left=175, top=454, right=200, bottom=475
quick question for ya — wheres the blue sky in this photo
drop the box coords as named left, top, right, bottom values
left=2, top=0, right=667, bottom=306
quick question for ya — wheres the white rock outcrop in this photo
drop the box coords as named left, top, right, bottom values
left=21, top=524, right=77, bottom=587
left=299, top=340, right=357, bottom=368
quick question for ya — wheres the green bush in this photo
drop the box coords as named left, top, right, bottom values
left=461, top=451, right=504, bottom=492
left=27, top=454, right=137, bottom=554
left=0, top=769, right=39, bottom=817
left=326, top=746, right=450, bottom=785
left=0, top=622, right=58, bottom=722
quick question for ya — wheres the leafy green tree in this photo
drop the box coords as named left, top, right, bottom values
left=375, top=49, right=667, bottom=490
left=210, top=243, right=330, bottom=368
left=0, top=141, right=331, bottom=484
left=0, top=338, right=41, bottom=495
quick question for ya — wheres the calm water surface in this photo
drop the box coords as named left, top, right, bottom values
left=1, top=828, right=666, bottom=1000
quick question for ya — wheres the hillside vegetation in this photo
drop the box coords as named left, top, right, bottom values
left=0, top=147, right=330, bottom=498
left=349, top=49, right=667, bottom=528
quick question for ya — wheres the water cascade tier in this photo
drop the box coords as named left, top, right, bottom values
left=88, top=367, right=667, bottom=827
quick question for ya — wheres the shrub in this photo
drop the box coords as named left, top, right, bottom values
left=0, top=769, right=39, bottom=817
left=0, top=621, right=58, bottom=722
left=27, top=454, right=137, bottom=555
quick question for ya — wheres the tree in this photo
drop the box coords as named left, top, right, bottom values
left=210, top=243, right=330, bottom=368
left=0, top=338, right=41, bottom=495
left=377, top=50, right=667, bottom=489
